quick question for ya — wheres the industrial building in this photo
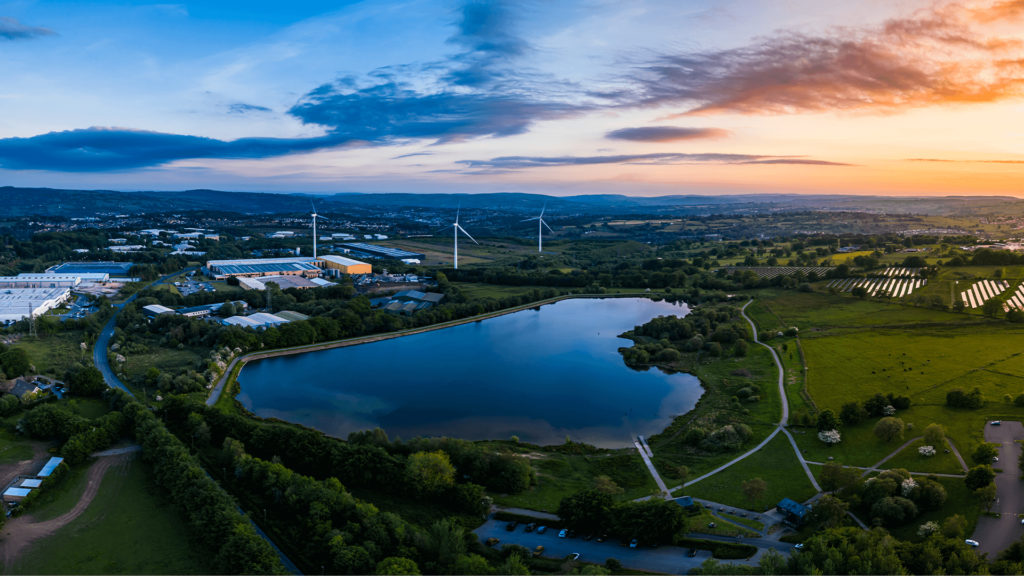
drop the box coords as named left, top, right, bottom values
left=221, top=312, right=290, bottom=329
left=337, top=243, right=425, bottom=261
left=48, top=261, right=135, bottom=277
left=142, top=304, right=176, bottom=319
left=239, top=275, right=319, bottom=291
left=205, top=258, right=321, bottom=280
left=0, top=273, right=106, bottom=288
left=0, top=286, right=71, bottom=323
left=383, top=291, right=445, bottom=316
left=316, top=255, right=372, bottom=275
left=178, top=301, right=248, bottom=318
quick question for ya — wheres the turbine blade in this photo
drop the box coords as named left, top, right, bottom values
left=542, top=219, right=554, bottom=234
left=456, top=224, right=478, bottom=244
left=540, top=202, right=546, bottom=217
left=456, top=202, right=461, bottom=224
left=433, top=224, right=455, bottom=234
left=521, top=217, right=539, bottom=222
left=311, top=199, right=317, bottom=213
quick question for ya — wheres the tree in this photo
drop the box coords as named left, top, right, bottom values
left=451, top=554, right=493, bottom=575
left=594, top=475, right=624, bottom=495
left=817, top=409, right=839, bottom=432
left=220, top=302, right=237, bottom=317
left=971, top=443, right=999, bottom=466
left=863, top=393, right=889, bottom=417
left=870, top=496, right=918, bottom=525
left=923, top=423, right=945, bottom=447
left=873, top=417, right=905, bottom=442
left=964, top=465, right=996, bottom=490
left=851, top=287, right=868, bottom=299
left=0, top=348, right=30, bottom=378
left=953, top=299, right=966, bottom=312
left=496, top=554, right=530, bottom=576
left=610, top=498, right=686, bottom=544
left=982, top=297, right=1005, bottom=318
left=733, top=339, right=749, bottom=357
left=942, top=514, right=968, bottom=538
left=809, top=494, right=849, bottom=529
left=819, top=461, right=858, bottom=493
left=839, top=402, right=867, bottom=426
left=406, top=451, right=456, bottom=495
left=946, top=387, right=984, bottom=409
left=557, top=490, right=615, bottom=531
left=675, top=465, right=690, bottom=481
left=145, top=367, right=161, bottom=386
left=376, top=557, right=421, bottom=575
left=975, top=483, right=998, bottom=512
left=742, top=478, right=767, bottom=507
left=67, top=366, right=106, bottom=396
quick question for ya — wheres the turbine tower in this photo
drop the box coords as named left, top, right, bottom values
left=309, top=200, right=330, bottom=260
left=522, top=203, right=554, bottom=252
left=438, top=205, right=477, bottom=269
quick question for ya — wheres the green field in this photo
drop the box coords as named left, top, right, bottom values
left=12, top=332, right=91, bottom=377
left=13, top=457, right=211, bottom=575
left=881, top=439, right=966, bottom=475
left=676, top=433, right=817, bottom=510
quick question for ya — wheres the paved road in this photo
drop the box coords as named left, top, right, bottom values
left=972, top=421, right=1024, bottom=557
left=473, top=517, right=785, bottom=574
left=635, top=440, right=671, bottom=497
left=206, top=354, right=244, bottom=406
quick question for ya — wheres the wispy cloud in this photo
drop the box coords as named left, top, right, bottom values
left=0, top=17, right=56, bottom=41
left=457, top=152, right=853, bottom=169
left=605, top=126, right=728, bottom=142
left=624, top=2, right=1024, bottom=116
left=907, top=158, right=1024, bottom=164
left=226, top=102, right=272, bottom=114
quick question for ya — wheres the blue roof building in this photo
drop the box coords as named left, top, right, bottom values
left=776, top=497, right=809, bottom=527
left=38, top=456, right=65, bottom=477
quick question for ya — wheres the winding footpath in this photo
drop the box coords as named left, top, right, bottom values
left=665, top=300, right=821, bottom=496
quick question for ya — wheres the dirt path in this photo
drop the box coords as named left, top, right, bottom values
left=0, top=443, right=51, bottom=495
left=0, top=454, right=131, bottom=570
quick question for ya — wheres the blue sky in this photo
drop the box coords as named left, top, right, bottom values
left=2, top=0, right=1024, bottom=195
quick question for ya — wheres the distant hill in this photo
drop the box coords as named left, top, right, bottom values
left=0, top=186, right=1019, bottom=217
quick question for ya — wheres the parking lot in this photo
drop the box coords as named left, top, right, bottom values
left=473, top=518, right=751, bottom=574
left=175, top=274, right=216, bottom=296
left=57, top=295, right=96, bottom=321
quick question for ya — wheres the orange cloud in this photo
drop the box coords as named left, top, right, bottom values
left=629, top=1, right=1024, bottom=116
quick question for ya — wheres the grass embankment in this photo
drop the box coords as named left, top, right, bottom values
left=491, top=450, right=658, bottom=512
left=13, top=331, right=91, bottom=377
left=676, top=432, right=817, bottom=510
left=12, top=458, right=211, bottom=575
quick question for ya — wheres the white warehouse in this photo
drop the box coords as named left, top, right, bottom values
left=0, top=286, right=71, bottom=322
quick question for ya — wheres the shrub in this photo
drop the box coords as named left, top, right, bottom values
left=818, top=430, right=841, bottom=445
left=874, top=417, right=906, bottom=442
left=919, top=446, right=936, bottom=457
left=946, top=387, right=984, bottom=409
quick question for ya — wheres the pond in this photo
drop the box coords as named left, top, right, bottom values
left=237, top=297, right=704, bottom=448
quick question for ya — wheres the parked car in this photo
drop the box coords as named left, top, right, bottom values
left=708, top=522, right=717, bottom=529
left=525, top=523, right=536, bottom=532
left=583, top=534, right=594, bottom=541
left=506, top=521, right=518, bottom=531
left=485, top=538, right=500, bottom=546
left=991, top=421, right=1001, bottom=426
left=558, top=529, right=568, bottom=538
left=629, top=539, right=638, bottom=548
left=537, top=526, right=547, bottom=534
left=687, top=549, right=698, bottom=557
left=533, top=546, right=545, bottom=558
left=795, top=543, right=804, bottom=549
left=966, top=540, right=980, bottom=547
left=597, top=534, right=608, bottom=542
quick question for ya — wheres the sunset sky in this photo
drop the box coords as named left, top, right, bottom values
left=2, top=0, right=1024, bottom=196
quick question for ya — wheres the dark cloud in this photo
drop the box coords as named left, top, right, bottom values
left=457, top=152, right=852, bottom=169
left=227, top=102, right=272, bottom=114
left=0, top=17, right=56, bottom=40
left=443, top=0, right=528, bottom=87
left=626, top=3, right=1024, bottom=116
left=605, top=126, right=728, bottom=142
left=0, top=128, right=343, bottom=172
left=288, top=81, right=584, bottom=144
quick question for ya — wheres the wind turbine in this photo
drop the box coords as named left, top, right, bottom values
left=309, top=200, right=330, bottom=259
left=438, top=205, right=477, bottom=269
left=522, top=203, right=553, bottom=252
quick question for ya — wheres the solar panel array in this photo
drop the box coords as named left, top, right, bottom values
left=722, top=267, right=833, bottom=279
left=956, top=279, right=1009, bottom=309
left=827, top=275, right=926, bottom=297
left=1005, top=284, right=1024, bottom=311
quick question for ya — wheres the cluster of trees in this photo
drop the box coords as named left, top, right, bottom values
left=556, top=490, right=686, bottom=545
left=620, top=306, right=751, bottom=365
left=946, top=386, right=985, bottom=409
left=815, top=463, right=949, bottom=528
left=219, top=437, right=500, bottom=575
left=839, top=393, right=911, bottom=426
left=160, top=399, right=536, bottom=502
left=17, top=400, right=127, bottom=464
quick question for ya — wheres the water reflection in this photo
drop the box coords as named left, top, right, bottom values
left=237, top=298, right=703, bottom=448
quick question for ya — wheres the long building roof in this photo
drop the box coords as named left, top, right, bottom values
left=216, top=262, right=319, bottom=275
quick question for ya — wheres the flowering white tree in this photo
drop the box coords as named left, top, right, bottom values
left=818, top=429, right=841, bottom=445
left=918, top=521, right=939, bottom=537
left=919, top=445, right=936, bottom=457
left=901, top=478, right=917, bottom=497
left=883, top=405, right=896, bottom=416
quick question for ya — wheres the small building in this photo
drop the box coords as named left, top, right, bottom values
left=142, top=304, right=176, bottom=319
left=109, top=238, right=127, bottom=245
left=177, top=301, right=248, bottom=318
left=338, top=242, right=425, bottom=261
left=18, top=478, right=41, bottom=489
left=238, top=275, right=318, bottom=291
left=776, top=498, right=809, bottom=527
left=37, top=457, right=64, bottom=478
left=3, top=487, right=31, bottom=503
left=8, top=379, right=39, bottom=398
left=392, top=290, right=444, bottom=307
left=221, top=313, right=289, bottom=329
left=317, top=255, right=372, bottom=275
left=309, top=278, right=333, bottom=287
left=675, top=496, right=696, bottom=510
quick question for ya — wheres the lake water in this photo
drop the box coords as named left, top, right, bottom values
left=237, top=297, right=704, bottom=448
